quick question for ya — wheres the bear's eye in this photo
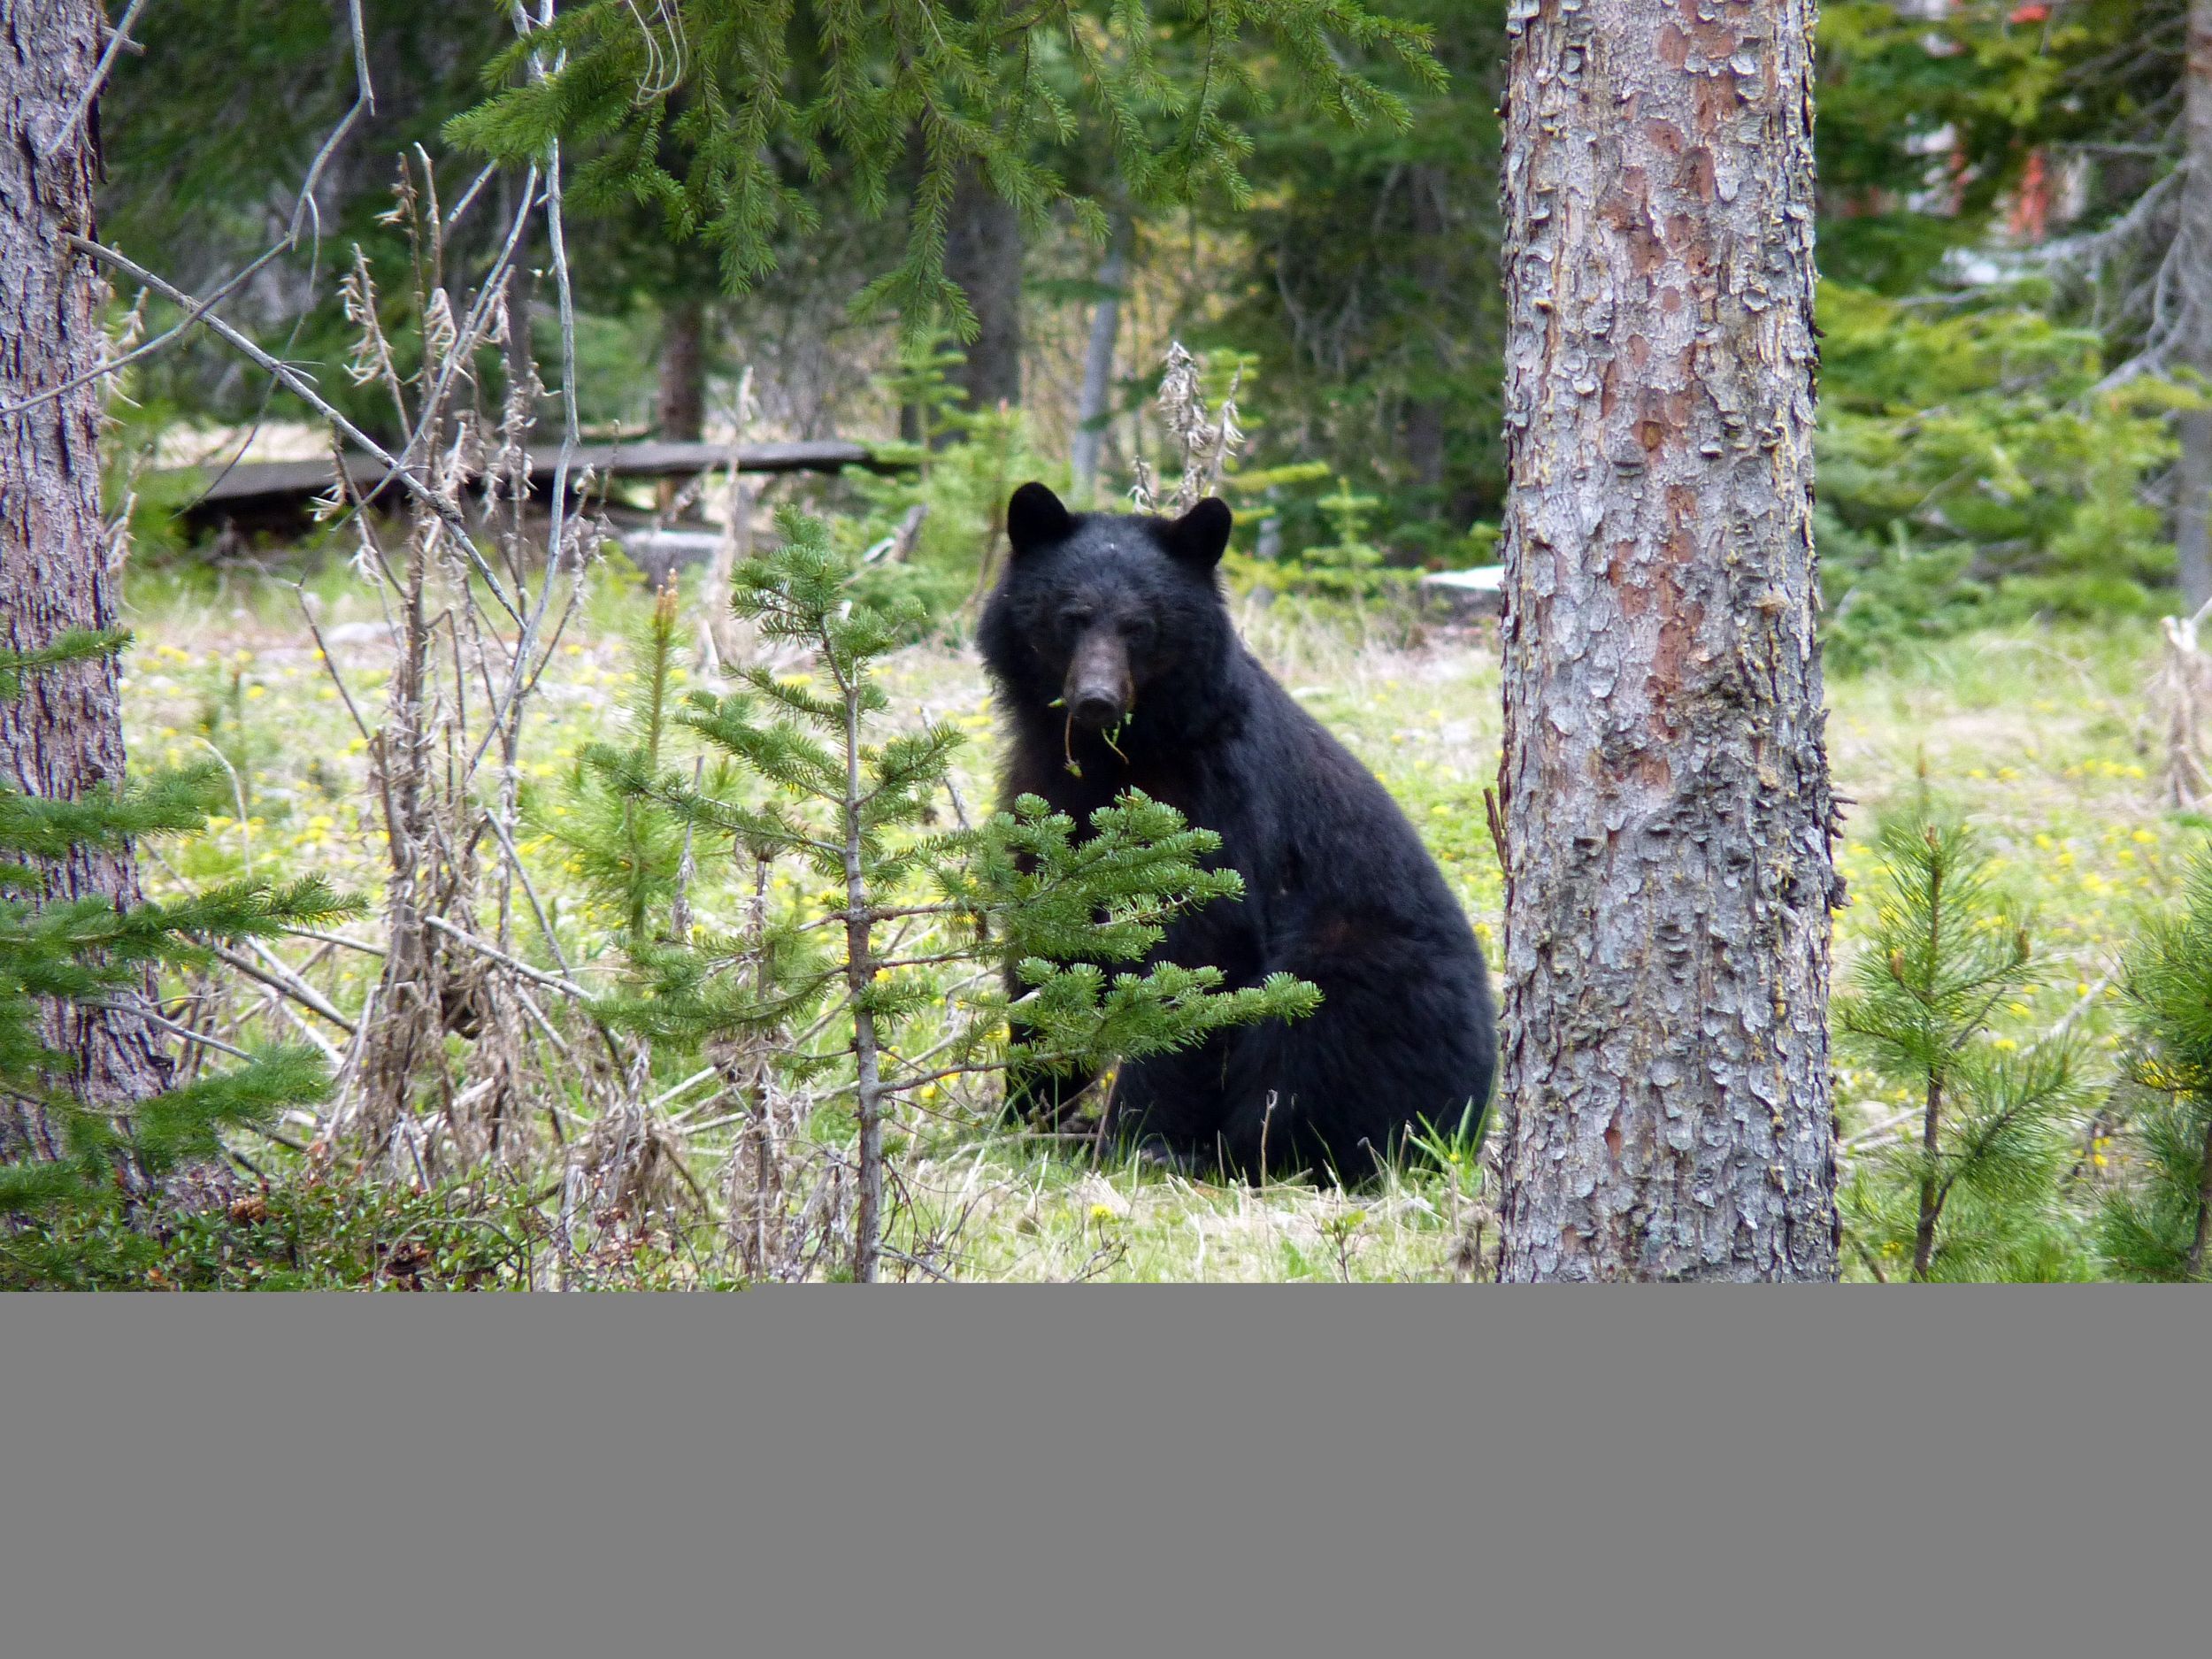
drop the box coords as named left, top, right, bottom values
left=1058, top=605, right=1095, bottom=634
left=1122, top=615, right=1156, bottom=648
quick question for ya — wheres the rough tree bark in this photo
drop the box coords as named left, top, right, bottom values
left=1, top=0, right=171, bottom=1148
left=2175, top=0, right=2212, bottom=613
left=943, top=161, right=1023, bottom=413
left=1494, top=0, right=1840, bottom=1279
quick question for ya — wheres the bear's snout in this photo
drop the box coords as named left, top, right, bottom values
left=1064, top=630, right=1133, bottom=731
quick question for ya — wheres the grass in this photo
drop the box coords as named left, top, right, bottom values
left=100, top=554, right=2195, bottom=1284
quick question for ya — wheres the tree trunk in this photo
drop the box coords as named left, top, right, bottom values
left=2175, top=0, right=2212, bottom=613
left=655, top=296, right=707, bottom=515
left=1, top=0, right=171, bottom=1149
left=2181, top=411, right=2212, bottom=615
left=943, top=161, right=1022, bottom=412
left=1494, top=0, right=1840, bottom=1279
left=1912, top=1077, right=1944, bottom=1281
left=657, top=296, right=706, bottom=442
left=1070, top=219, right=1128, bottom=505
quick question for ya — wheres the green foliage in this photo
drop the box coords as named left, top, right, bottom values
left=1818, top=284, right=2192, bottom=670
left=1837, top=798, right=2092, bottom=1280
left=2, top=1167, right=581, bottom=1293
left=1815, top=2, right=2069, bottom=292
left=2099, top=853, right=2212, bottom=1280
left=0, top=628, right=130, bottom=704
left=1230, top=477, right=1413, bottom=600
left=1815, top=0, right=2190, bottom=323
left=883, top=325, right=975, bottom=460
left=1, top=635, right=357, bottom=1237
left=846, top=421, right=1056, bottom=630
left=956, top=793, right=1321, bottom=1072
left=449, top=1, right=1440, bottom=331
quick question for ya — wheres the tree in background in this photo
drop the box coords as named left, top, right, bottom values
left=100, top=1, right=513, bottom=441
left=1815, top=2, right=2210, bottom=608
left=2169, top=0, right=2211, bottom=610
left=101, top=4, right=1482, bottom=497
left=1208, top=0, right=1505, bottom=561
left=1493, top=0, right=1839, bottom=1279
left=945, top=161, right=1026, bottom=412
left=451, top=2, right=1440, bottom=396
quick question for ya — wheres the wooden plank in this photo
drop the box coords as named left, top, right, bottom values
left=172, top=438, right=899, bottom=518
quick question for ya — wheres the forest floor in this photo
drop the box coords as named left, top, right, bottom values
left=111, top=556, right=2186, bottom=1282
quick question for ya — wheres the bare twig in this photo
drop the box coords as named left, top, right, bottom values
left=204, top=943, right=357, bottom=1034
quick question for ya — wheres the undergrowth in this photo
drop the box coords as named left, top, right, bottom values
left=6, top=550, right=2192, bottom=1284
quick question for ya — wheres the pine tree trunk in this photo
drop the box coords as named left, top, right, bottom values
left=2175, top=0, right=2212, bottom=613
left=1070, top=219, right=1128, bottom=505
left=1, top=0, right=171, bottom=1152
left=944, top=161, right=1022, bottom=412
left=1494, top=0, right=1839, bottom=1279
left=657, top=297, right=706, bottom=442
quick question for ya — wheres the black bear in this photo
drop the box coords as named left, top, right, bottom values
left=978, top=481, right=1497, bottom=1183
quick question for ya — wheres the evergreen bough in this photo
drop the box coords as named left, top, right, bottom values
left=2100, top=852, right=2212, bottom=1281
left=1, top=634, right=357, bottom=1249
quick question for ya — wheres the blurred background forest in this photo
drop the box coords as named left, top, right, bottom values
left=100, top=0, right=2211, bottom=658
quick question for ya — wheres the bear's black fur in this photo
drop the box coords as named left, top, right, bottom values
left=978, top=481, right=1497, bottom=1183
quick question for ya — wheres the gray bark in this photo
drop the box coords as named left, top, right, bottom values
left=1494, top=0, right=1839, bottom=1279
left=1, top=0, right=172, bottom=1144
left=943, top=162, right=1023, bottom=412
left=1070, top=219, right=1128, bottom=505
left=2176, top=0, right=2212, bottom=612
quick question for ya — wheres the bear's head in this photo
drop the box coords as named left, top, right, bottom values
left=978, top=481, right=1236, bottom=738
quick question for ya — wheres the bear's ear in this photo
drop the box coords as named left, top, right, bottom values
left=1006, top=481, right=1073, bottom=558
left=1162, top=495, right=1233, bottom=569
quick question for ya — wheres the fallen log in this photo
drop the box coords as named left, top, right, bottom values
left=167, top=438, right=903, bottom=535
